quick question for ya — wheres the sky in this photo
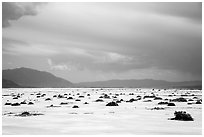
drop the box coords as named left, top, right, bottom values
left=2, top=2, right=202, bottom=83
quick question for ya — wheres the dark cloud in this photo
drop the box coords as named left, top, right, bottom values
left=153, top=2, right=202, bottom=23
left=2, top=2, right=202, bottom=82
left=107, top=2, right=202, bottom=23
left=2, top=2, right=46, bottom=28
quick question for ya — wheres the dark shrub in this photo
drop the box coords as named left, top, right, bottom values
left=168, top=103, right=176, bottom=106
left=47, top=104, right=61, bottom=108
left=5, top=102, right=11, bottom=105
left=79, top=96, right=84, bottom=98
left=84, top=102, right=89, bottom=104
left=188, top=99, right=194, bottom=101
left=127, top=98, right=137, bottom=103
left=170, top=97, right=187, bottom=102
left=106, top=102, right=118, bottom=106
left=196, top=100, right=202, bottom=104
left=158, top=102, right=168, bottom=105
left=60, top=102, right=68, bottom=105
left=11, top=103, right=20, bottom=106
left=58, top=94, right=64, bottom=98
left=45, top=98, right=51, bottom=101
left=41, top=94, right=46, bottom=97
left=47, top=104, right=53, bottom=107
left=75, top=99, right=81, bottom=101
left=143, top=95, right=155, bottom=99
left=28, top=102, right=34, bottom=105
left=116, top=100, right=121, bottom=103
left=13, top=97, right=18, bottom=99
left=104, top=94, right=110, bottom=99
left=20, top=101, right=27, bottom=104
left=170, top=111, right=193, bottom=121
left=20, top=111, right=30, bottom=116
left=181, top=94, right=188, bottom=96
left=17, top=111, right=44, bottom=117
left=53, top=95, right=57, bottom=97
left=95, top=99, right=104, bottom=102
left=150, top=107, right=165, bottom=110
left=72, top=105, right=79, bottom=108
left=67, top=97, right=73, bottom=99
left=87, top=94, right=90, bottom=96
left=154, top=97, right=163, bottom=100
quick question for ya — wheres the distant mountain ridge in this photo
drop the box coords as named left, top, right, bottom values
left=2, top=67, right=202, bottom=89
left=2, top=67, right=73, bottom=88
left=76, top=79, right=202, bottom=89
left=2, top=79, right=21, bottom=88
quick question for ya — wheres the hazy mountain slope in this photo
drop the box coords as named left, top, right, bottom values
left=76, top=79, right=202, bottom=88
left=2, top=67, right=201, bottom=88
left=2, top=67, right=73, bottom=88
left=2, top=79, right=21, bottom=88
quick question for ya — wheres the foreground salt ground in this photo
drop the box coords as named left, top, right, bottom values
left=2, top=88, right=202, bottom=135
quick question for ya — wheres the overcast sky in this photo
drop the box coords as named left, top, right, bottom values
left=2, top=2, right=202, bottom=82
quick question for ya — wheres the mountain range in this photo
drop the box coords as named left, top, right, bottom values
left=76, top=79, right=202, bottom=89
left=3, top=67, right=72, bottom=88
left=2, top=67, right=202, bottom=89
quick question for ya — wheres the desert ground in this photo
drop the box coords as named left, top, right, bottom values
left=2, top=88, right=202, bottom=135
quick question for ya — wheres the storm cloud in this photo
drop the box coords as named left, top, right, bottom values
left=2, top=2, right=202, bottom=82
left=2, top=2, right=46, bottom=27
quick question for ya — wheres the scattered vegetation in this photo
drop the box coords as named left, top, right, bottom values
left=154, top=97, right=163, bottom=100
left=167, top=103, right=176, bottom=106
left=28, top=102, right=34, bottom=105
left=72, top=105, right=79, bottom=108
left=11, top=103, right=20, bottom=106
left=45, top=98, right=51, bottom=101
left=95, top=99, right=104, bottom=102
left=126, top=98, right=137, bottom=102
left=106, top=102, right=118, bottom=106
left=195, top=100, right=202, bottom=104
left=150, top=107, right=165, bottom=110
left=169, top=111, right=194, bottom=121
left=170, top=97, right=187, bottom=102
left=67, top=97, right=73, bottom=99
left=20, top=101, right=27, bottom=104
left=47, top=104, right=61, bottom=108
left=158, top=102, right=168, bottom=105
left=15, top=111, right=44, bottom=117
left=143, top=95, right=155, bottom=99
left=60, top=102, right=68, bottom=105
